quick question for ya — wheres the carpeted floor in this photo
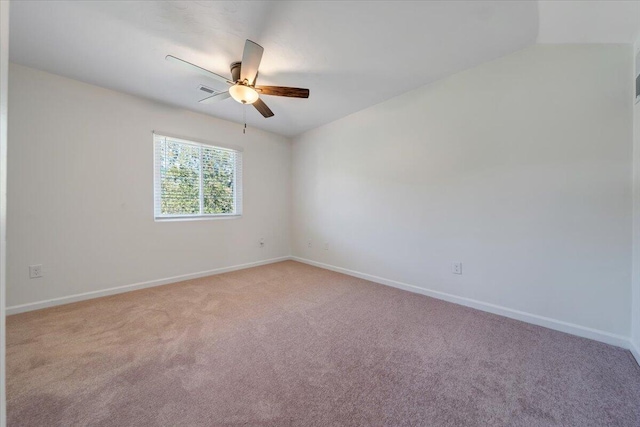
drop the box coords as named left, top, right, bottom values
left=6, top=261, right=640, bottom=426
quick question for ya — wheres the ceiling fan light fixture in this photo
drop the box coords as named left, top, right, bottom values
left=229, top=84, right=259, bottom=104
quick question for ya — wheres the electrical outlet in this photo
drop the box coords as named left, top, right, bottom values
left=259, top=238, right=265, bottom=248
left=324, top=242, right=329, bottom=250
left=307, top=240, right=312, bottom=248
left=452, top=262, right=462, bottom=275
left=29, top=264, right=43, bottom=279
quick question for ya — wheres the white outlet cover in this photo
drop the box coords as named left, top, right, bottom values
left=452, top=263, right=462, bottom=275
left=29, top=264, right=43, bottom=279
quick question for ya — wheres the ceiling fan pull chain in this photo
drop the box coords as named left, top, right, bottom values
left=243, top=105, right=247, bottom=134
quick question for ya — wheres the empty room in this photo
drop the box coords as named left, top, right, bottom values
left=0, top=0, right=640, bottom=425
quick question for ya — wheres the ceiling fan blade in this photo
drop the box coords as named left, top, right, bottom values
left=240, top=40, right=264, bottom=85
left=255, top=86, right=310, bottom=98
left=199, top=92, right=231, bottom=104
left=253, top=98, right=274, bottom=118
left=166, top=55, right=232, bottom=86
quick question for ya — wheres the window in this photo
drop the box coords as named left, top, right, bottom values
left=153, top=133, right=242, bottom=220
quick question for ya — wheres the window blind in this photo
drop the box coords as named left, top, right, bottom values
left=153, top=133, right=243, bottom=220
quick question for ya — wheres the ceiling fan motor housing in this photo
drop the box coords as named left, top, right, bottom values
left=230, top=62, right=241, bottom=83
left=230, top=61, right=258, bottom=85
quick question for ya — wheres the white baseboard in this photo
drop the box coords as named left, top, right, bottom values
left=630, top=341, right=640, bottom=367
left=292, top=256, right=632, bottom=350
left=8, top=254, right=638, bottom=359
left=6, top=256, right=291, bottom=315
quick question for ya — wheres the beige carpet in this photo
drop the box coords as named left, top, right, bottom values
left=6, top=261, right=640, bottom=426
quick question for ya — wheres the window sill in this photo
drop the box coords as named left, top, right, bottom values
left=154, top=215, right=242, bottom=222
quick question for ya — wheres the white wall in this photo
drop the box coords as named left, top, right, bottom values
left=7, top=64, right=291, bottom=310
left=292, top=45, right=633, bottom=340
left=632, top=37, right=640, bottom=358
left=0, top=1, right=9, bottom=424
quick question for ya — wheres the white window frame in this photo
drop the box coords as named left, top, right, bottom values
left=153, top=132, right=243, bottom=221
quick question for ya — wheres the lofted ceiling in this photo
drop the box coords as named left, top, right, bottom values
left=11, top=1, right=638, bottom=138
left=10, top=0, right=540, bottom=137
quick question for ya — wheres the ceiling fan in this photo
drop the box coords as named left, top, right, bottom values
left=166, top=39, right=310, bottom=118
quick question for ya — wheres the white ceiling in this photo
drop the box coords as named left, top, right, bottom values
left=9, top=0, right=539, bottom=137
left=537, top=0, right=640, bottom=44
left=8, top=1, right=638, bottom=137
